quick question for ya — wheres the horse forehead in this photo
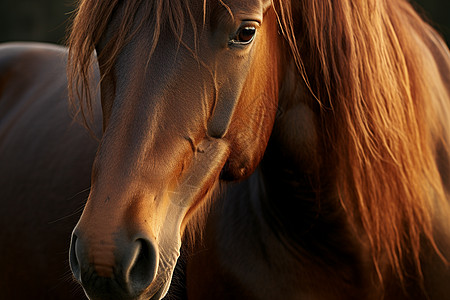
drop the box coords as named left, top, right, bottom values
left=210, top=0, right=271, bottom=9
left=188, top=0, right=272, bottom=18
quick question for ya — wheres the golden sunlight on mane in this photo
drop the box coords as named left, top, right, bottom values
left=274, top=0, right=450, bottom=283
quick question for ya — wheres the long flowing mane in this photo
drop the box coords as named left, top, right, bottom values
left=276, top=0, right=450, bottom=282
left=67, top=0, right=450, bottom=285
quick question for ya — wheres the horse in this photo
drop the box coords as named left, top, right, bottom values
left=1, top=0, right=450, bottom=299
left=0, top=42, right=99, bottom=298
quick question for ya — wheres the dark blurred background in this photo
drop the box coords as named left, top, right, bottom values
left=0, top=0, right=75, bottom=44
left=0, top=0, right=449, bottom=45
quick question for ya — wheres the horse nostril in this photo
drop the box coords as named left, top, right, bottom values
left=128, top=238, right=158, bottom=293
left=69, top=233, right=81, bottom=281
left=68, top=232, right=159, bottom=298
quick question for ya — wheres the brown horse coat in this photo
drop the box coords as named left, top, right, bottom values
left=0, top=43, right=99, bottom=299
left=1, top=0, right=450, bottom=299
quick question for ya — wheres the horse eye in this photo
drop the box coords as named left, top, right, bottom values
left=230, top=25, right=257, bottom=46
left=238, top=26, right=256, bottom=43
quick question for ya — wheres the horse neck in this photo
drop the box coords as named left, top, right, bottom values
left=256, top=62, right=355, bottom=261
left=238, top=91, right=378, bottom=297
left=217, top=132, right=378, bottom=298
left=210, top=77, right=384, bottom=297
left=259, top=128, right=363, bottom=269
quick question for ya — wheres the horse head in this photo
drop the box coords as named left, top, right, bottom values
left=68, top=0, right=282, bottom=298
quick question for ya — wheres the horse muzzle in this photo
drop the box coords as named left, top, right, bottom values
left=68, top=138, right=230, bottom=299
left=69, top=228, right=172, bottom=300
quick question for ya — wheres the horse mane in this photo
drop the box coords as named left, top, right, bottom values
left=67, top=0, right=200, bottom=125
left=275, top=0, right=450, bottom=282
left=67, top=0, right=450, bottom=286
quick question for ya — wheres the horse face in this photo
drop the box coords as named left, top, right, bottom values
left=69, top=0, right=280, bottom=299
